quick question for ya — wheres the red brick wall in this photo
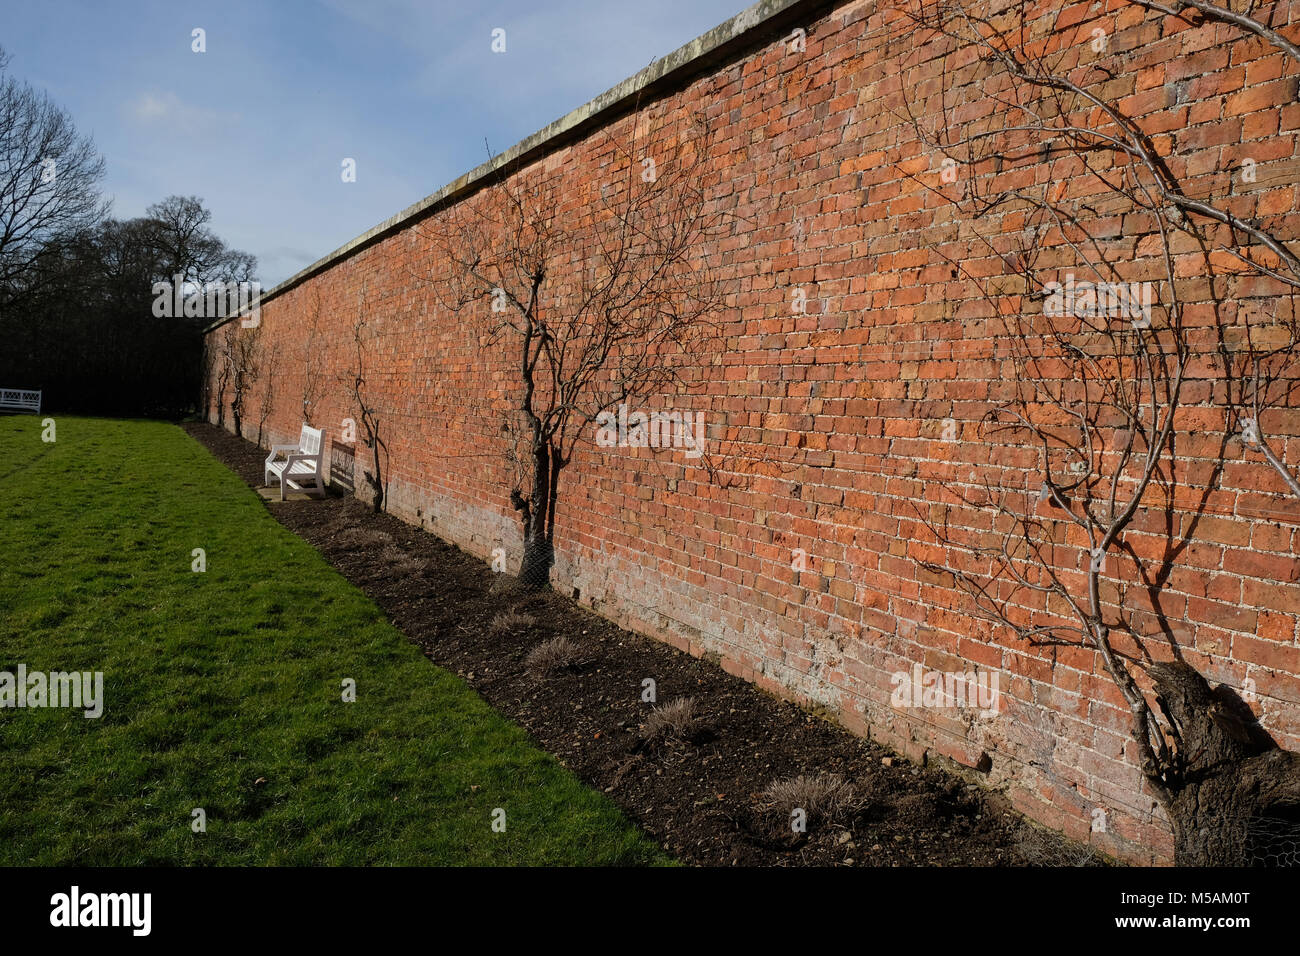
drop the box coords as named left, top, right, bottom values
left=206, top=0, right=1300, bottom=863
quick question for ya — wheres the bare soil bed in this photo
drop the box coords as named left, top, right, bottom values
left=183, top=421, right=1106, bottom=867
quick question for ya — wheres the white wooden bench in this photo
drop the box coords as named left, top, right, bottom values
left=0, top=388, right=41, bottom=414
left=264, top=424, right=326, bottom=500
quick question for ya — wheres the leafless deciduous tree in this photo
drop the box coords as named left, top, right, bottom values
left=300, top=285, right=326, bottom=427
left=894, top=0, right=1300, bottom=863
left=0, top=47, right=106, bottom=311
left=222, top=322, right=259, bottom=439
left=212, top=342, right=231, bottom=429
left=343, top=299, right=388, bottom=513
left=255, top=336, right=281, bottom=449
left=143, top=195, right=256, bottom=287
left=418, top=102, right=732, bottom=587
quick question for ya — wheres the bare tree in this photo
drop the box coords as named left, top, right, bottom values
left=418, top=102, right=731, bottom=587
left=300, top=285, right=326, bottom=426
left=0, top=47, right=106, bottom=311
left=343, top=298, right=388, bottom=513
left=212, top=342, right=231, bottom=429
left=255, top=335, right=281, bottom=448
left=143, top=195, right=256, bottom=289
left=222, top=323, right=259, bottom=439
left=894, top=0, right=1300, bottom=863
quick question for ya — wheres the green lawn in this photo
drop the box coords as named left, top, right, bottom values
left=0, top=415, right=664, bottom=865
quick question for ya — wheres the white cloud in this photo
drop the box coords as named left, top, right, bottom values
left=127, top=91, right=241, bottom=133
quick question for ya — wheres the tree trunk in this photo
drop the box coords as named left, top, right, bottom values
left=360, top=413, right=384, bottom=513
left=1149, top=662, right=1300, bottom=865
left=364, top=456, right=383, bottom=513
left=517, top=441, right=556, bottom=590
left=518, top=531, right=553, bottom=590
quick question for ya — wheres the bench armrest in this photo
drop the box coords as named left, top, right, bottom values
left=267, top=444, right=299, bottom=460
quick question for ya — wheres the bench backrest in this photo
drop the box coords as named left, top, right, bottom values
left=299, top=424, right=323, bottom=456
left=0, top=388, right=41, bottom=412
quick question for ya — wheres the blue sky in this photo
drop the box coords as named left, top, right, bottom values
left=6, top=0, right=749, bottom=286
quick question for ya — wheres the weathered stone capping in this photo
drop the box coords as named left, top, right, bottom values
left=206, top=0, right=1300, bottom=863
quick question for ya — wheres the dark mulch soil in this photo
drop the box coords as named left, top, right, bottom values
left=183, top=421, right=1106, bottom=867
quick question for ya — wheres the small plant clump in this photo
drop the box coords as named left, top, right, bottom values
left=525, top=636, right=582, bottom=677
left=763, top=772, right=859, bottom=827
left=379, top=543, right=425, bottom=573
left=642, top=697, right=701, bottom=743
left=489, top=609, right=537, bottom=636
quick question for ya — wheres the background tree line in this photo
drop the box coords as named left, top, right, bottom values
left=0, top=47, right=255, bottom=417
